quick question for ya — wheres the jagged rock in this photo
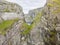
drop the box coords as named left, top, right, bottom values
left=0, top=0, right=24, bottom=45
left=30, top=25, right=44, bottom=45
left=0, top=0, right=24, bottom=21
left=0, top=35, right=6, bottom=45
left=25, top=8, right=42, bottom=25
left=2, top=20, right=24, bottom=45
left=0, top=0, right=60, bottom=45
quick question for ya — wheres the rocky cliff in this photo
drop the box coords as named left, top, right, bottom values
left=0, top=0, right=60, bottom=45
left=24, top=0, right=60, bottom=45
left=25, top=8, right=42, bottom=25
left=0, top=0, right=24, bottom=21
left=0, top=0, right=24, bottom=45
left=30, top=0, right=60, bottom=45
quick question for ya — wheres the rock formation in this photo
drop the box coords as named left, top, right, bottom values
left=25, top=8, right=42, bottom=25
left=0, top=0, right=24, bottom=21
left=0, top=0, right=24, bottom=45
left=0, top=0, right=60, bottom=45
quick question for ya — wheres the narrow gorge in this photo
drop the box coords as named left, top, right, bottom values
left=0, top=0, right=60, bottom=45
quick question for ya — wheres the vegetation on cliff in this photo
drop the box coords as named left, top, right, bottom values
left=46, top=0, right=60, bottom=15
left=21, top=12, right=42, bottom=35
left=0, top=18, right=19, bottom=35
left=42, top=0, right=60, bottom=45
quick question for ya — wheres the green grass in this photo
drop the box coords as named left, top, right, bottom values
left=52, top=0, right=60, bottom=5
left=0, top=12, right=42, bottom=35
left=0, top=18, right=19, bottom=35
left=53, top=8, right=60, bottom=14
left=47, top=3, right=54, bottom=7
left=21, top=12, right=42, bottom=35
left=4, top=9, right=10, bottom=12
left=21, top=22, right=32, bottom=35
left=31, top=12, right=42, bottom=28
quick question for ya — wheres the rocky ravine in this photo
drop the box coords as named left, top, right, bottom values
left=0, top=0, right=24, bottom=45
left=0, top=0, right=60, bottom=45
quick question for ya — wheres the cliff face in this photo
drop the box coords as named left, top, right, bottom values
left=25, top=8, right=42, bottom=25
left=0, top=0, right=24, bottom=22
left=31, top=0, right=60, bottom=45
left=0, top=0, right=24, bottom=45
left=0, top=0, right=22, bottom=13
left=24, top=0, right=60, bottom=45
left=0, top=0, right=60, bottom=45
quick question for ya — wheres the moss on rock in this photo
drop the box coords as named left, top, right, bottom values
left=0, top=18, right=19, bottom=35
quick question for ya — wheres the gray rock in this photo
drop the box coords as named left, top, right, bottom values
left=0, top=0, right=24, bottom=21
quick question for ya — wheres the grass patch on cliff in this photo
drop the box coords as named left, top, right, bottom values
left=0, top=18, right=19, bottom=35
left=52, top=0, right=60, bottom=5
left=21, top=12, right=42, bottom=35
left=21, top=22, right=32, bottom=35
left=4, top=9, right=10, bottom=12
left=47, top=3, right=54, bottom=7
left=31, top=12, right=42, bottom=28
left=52, top=0, right=60, bottom=14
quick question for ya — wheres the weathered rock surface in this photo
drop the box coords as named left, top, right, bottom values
left=0, top=0, right=24, bottom=21
left=25, top=8, right=42, bottom=25
left=0, top=0, right=24, bottom=45
left=0, top=0, right=60, bottom=45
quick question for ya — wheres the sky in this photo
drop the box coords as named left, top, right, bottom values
left=6, top=0, right=46, bottom=14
